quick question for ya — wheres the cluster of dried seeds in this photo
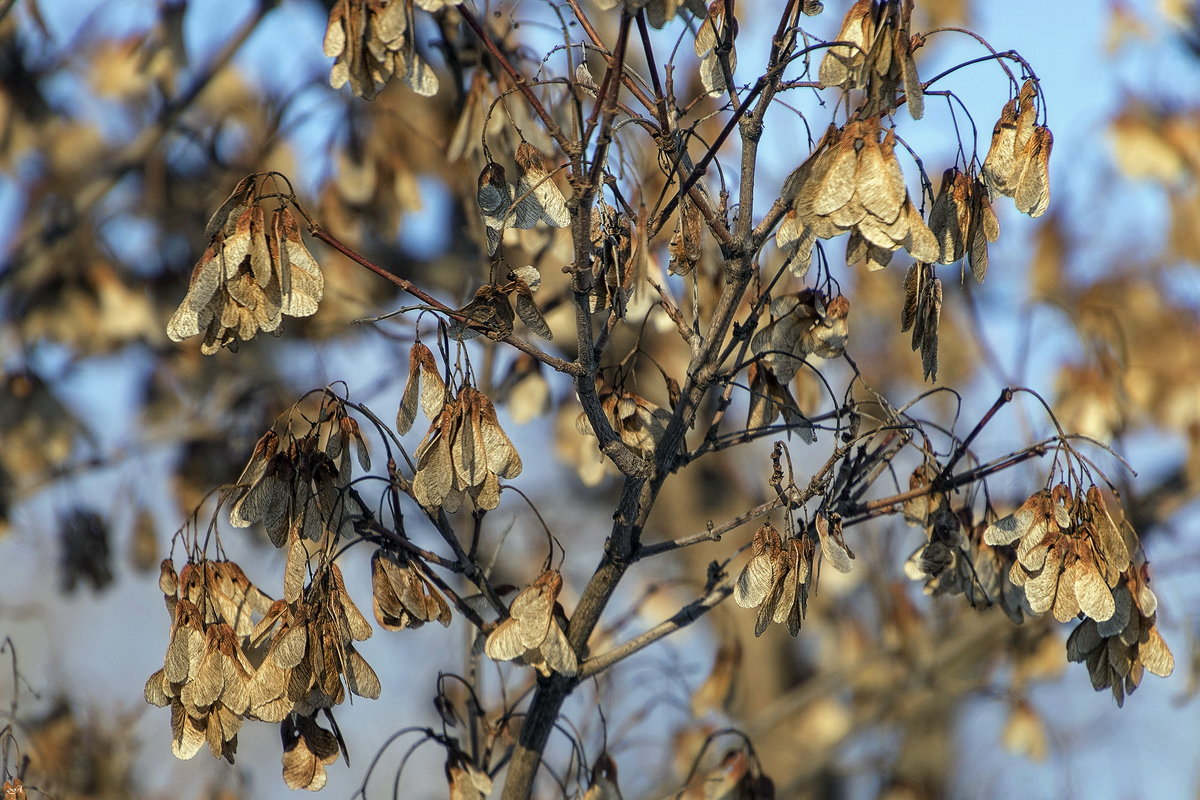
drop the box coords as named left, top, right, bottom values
left=752, top=290, right=850, bottom=381
left=229, top=404, right=368, bottom=554
left=980, top=483, right=1174, bottom=703
left=733, top=523, right=819, bottom=637
left=323, top=0, right=456, bottom=100
left=1066, top=565, right=1174, bottom=706
left=819, top=0, right=924, bottom=119
left=982, top=78, right=1053, bottom=218
left=929, top=167, right=999, bottom=280
left=484, top=570, right=577, bottom=677
left=590, top=200, right=637, bottom=316
left=144, top=558, right=272, bottom=763
left=145, top=552, right=380, bottom=789
left=783, top=117, right=938, bottom=272
left=249, top=562, right=380, bottom=719
left=900, top=261, right=942, bottom=381
left=476, top=143, right=569, bottom=255
left=408, top=382, right=522, bottom=512
left=576, top=390, right=673, bottom=462
left=167, top=177, right=323, bottom=354
left=448, top=267, right=550, bottom=341
left=370, top=548, right=452, bottom=630
left=280, top=714, right=341, bottom=791
left=902, top=472, right=1026, bottom=622
left=985, top=485, right=1129, bottom=624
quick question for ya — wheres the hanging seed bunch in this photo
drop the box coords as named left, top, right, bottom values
left=576, top=388, right=673, bottom=462
left=733, top=523, right=817, bottom=637
left=396, top=342, right=522, bottom=512
left=781, top=117, right=938, bottom=273
left=983, top=482, right=1174, bottom=703
left=928, top=167, right=1000, bottom=281
left=447, top=267, right=550, bottom=342
left=144, top=557, right=273, bottom=763
left=819, top=0, right=924, bottom=120
left=982, top=78, right=1053, bottom=218
left=590, top=200, right=636, bottom=316
left=370, top=548, right=452, bottom=631
left=752, top=289, right=850, bottom=382
left=901, top=470, right=1027, bottom=622
left=476, top=142, right=569, bottom=256
left=167, top=175, right=323, bottom=354
left=247, top=560, right=379, bottom=727
left=900, top=261, right=942, bottom=381
left=484, top=569, right=577, bottom=677
left=229, top=398, right=368, bottom=557
left=323, top=0, right=459, bottom=100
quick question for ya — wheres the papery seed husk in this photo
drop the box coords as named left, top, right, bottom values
left=983, top=98, right=1020, bottom=195
left=899, top=30, right=923, bottom=120
left=330, top=563, right=373, bottom=641
left=485, top=571, right=560, bottom=661
left=1066, top=619, right=1102, bottom=662
left=1073, top=556, right=1115, bottom=622
left=858, top=125, right=906, bottom=223
left=537, top=620, right=578, bottom=676
left=814, top=513, right=853, bottom=573
left=1014, top=125, right=1053, bottom=218
left=346, top=648, right=381, bottom=698
left=478, top=393, right=522, bottom=478
left=1141, top=625, right=1174, bottom=677
left=514, top=285, right=552, bottom=340
left=171, top=700, right=207, bottom=760
left=1051, top=558, right=1082, bottom=622
left=1023, top=547, right=1062, bottom=614
left=812, top=124, right=860, bottom=216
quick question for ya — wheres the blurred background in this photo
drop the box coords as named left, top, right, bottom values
left=1, top=0, right=1199, bottom=797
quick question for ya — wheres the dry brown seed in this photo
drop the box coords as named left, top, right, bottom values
left=983, top=98, right=1020, bottom=195
left=819, top=0, right=874, bottom=89
left=513, top=142, right=569, bottom=229
left=170, top=699, right=207, bottom=760
left=815, top=512, right=854, bottom=573
left=1141, top=625, right=1175, bottom=677
left=1014, top=125, right=1053, bottom=218
left=898, top=29, right=923, bottom=120
left=513, top=281, right=552, bottom=340
left=966, top=175, right=999, bottom=282
left=281, top=715, right=339, bottom=791
left=485, top=570, right=562, bottom=662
